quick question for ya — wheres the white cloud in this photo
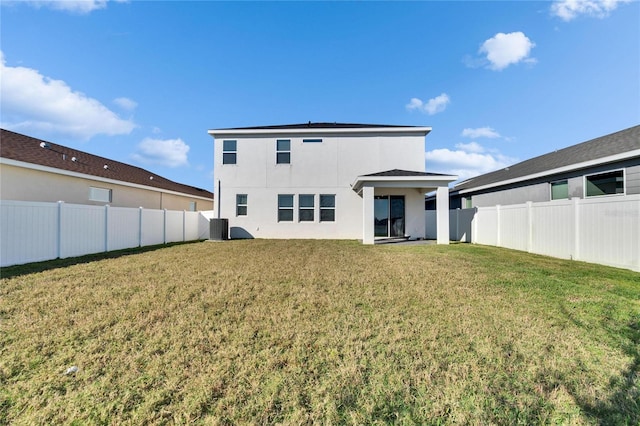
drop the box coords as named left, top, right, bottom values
left=455, top=142, right=485, bottom=153
left=551, top=0, right=631, bottom=21
left=461, top=127, right=501, bottom=139
left=425, top=142, right=517, bottom=182
left=113, top=97, right=137, bottom=111
left=0, top=51, right=135, bottom=140
left=13, top=0, right=128, bottom=14
left=406, top=93, right=451, bottom=115
left=479, top=32, right=536, bottom=71
left=132, top=137, right=190, bottom=168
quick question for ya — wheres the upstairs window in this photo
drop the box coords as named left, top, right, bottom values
left=320, top=194, right=335, bottom=222
left=223, top=140, right=237, bottom=164
left=276, top=139, right=290, bottom=164
left=189, top=201, right=197, bottom=211
left=551, top=180, right=569, bottom=200
left=236, top=194, right=248, bottom=216
left=299, top=194, right=315, bottom=222
left=278, top=194, right=294, bottom=222
left=303, top=138, right=322, bottom=143
left=89, top=187, right=112, bottom=203
left=585, top=170, right=624, bottom=197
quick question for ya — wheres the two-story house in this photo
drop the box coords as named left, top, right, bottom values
left=208, top=123, right=456, bottom=244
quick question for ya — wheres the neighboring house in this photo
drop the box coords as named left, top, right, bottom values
left=0, top=129, right=214, bottom=211
left=426, top=125, right=640, bottom=209
left=208, top=122, right=456, bottom=244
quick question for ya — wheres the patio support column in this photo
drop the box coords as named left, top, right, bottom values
left=436, top=186, right=450, bottom=245
left=362, top=185, right=375, bottom=244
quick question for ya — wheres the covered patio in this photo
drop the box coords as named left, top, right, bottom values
left=351, top=169, right=457, bottom=245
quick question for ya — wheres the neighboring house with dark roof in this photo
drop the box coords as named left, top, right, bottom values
left=427, top=125, right=640, bottom=209
left=0, top=129, right=214, bottom=211
left=208, top=122, right=456, bottom=244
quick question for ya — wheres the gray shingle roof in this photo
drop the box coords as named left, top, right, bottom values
left=363, top=169, right=454, bottom=177
left=216, top=122, right=421, bottom=130
left=1, top=129, right=213, bottom=199
left=455, top=125, right=640, bottom=191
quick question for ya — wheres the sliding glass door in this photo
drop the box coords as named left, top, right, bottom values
left=374, top=195, right=405, bottom=237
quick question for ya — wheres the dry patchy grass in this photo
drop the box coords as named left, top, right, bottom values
left=1, top=240, right=639, bottom=425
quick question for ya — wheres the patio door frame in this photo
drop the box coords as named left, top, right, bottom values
left=374, top=195, right=405, bottom=238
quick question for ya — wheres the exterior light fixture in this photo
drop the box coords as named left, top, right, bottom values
left=104, top=164, right=109, bottom=169
left=40, top=142, right=50, bottom=149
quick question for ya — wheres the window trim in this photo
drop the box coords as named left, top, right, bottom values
left=583, top=169, right=625, bottom=198
left=298, top=194, right=315, bottom=222
left=276, top=139, right=291, bottom=164
left=236, top=194, right=248, bottom=216
left=550, top=179, right=569, bottom=201
left=319, top=194, right=336, bottom=222
left=222, top=140, right=237, bottom=165
left=278, top=194, right=294, bottom=222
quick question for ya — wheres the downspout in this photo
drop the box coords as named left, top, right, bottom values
left=217, top=180, right=221, bottom=219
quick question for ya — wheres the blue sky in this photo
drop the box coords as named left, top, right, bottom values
left=1, top=0, right=638, bottom=190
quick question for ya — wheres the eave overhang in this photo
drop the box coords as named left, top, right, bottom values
left=454, top=149, right=640, bottom=195
left=208, top=126, right=432, bottom=138
left=0, top=158, right=214, bottom=202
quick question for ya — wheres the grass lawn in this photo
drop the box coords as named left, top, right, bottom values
left=1, top=240, right=639, bottom=425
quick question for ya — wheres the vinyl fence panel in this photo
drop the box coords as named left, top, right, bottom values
left=499, top=204, right=529, bottom=252
left=427, top=195, right=639, bottom=272
left=107, top=207, right=141, bottom=251
left=141, top=209, right=165, bottom=247
left=165, top=210, right=184, bottom=243
left=184, top=211, right=200, bottom=242
left=530, top=200, right=574, bottom=259
left=59, top=203, right=106, bottom=259
left=0, top=201, right=58, bottom=267
left=577, top=196, right=640, bottom=270
left=474, top=207, right=499, bottom=246
left=198, top=211, right=214, bottom=240
left=1, top=201, right=212, bottom=267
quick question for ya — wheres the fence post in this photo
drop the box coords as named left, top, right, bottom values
left=527, top=201, right=533, bottom=253
left=573, top=197, right=580, bottom=261
left=455, top=209, right=460, bottom=242
left=472, top=207, right=478, bottom=244
left=496, top=205, right=501, bottom=247
left=104, top=204, right=109, bottom=253
left=163, top=209, right=167, bottom=244
left=57, top=201, right=64, bottom=259
left=139, top=207, right=143, bottom=247
left=183, top=210, right=186, bottom=242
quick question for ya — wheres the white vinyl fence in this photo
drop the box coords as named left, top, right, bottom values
left=426, top=195, right=640, bottom=272
left=0, top=200, right=213, bottom=267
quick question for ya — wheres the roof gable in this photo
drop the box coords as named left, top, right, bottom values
left=0, top=129, right=213, bottom=199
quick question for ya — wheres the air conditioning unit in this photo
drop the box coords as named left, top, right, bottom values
left=209, top=218, right=229, bottom=240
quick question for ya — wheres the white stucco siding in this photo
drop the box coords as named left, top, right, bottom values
left=219, top=186, right=363, bottom=239
left=215, top=133, right=426, bottom=189
left=213, top=130, right=429, bottom=240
